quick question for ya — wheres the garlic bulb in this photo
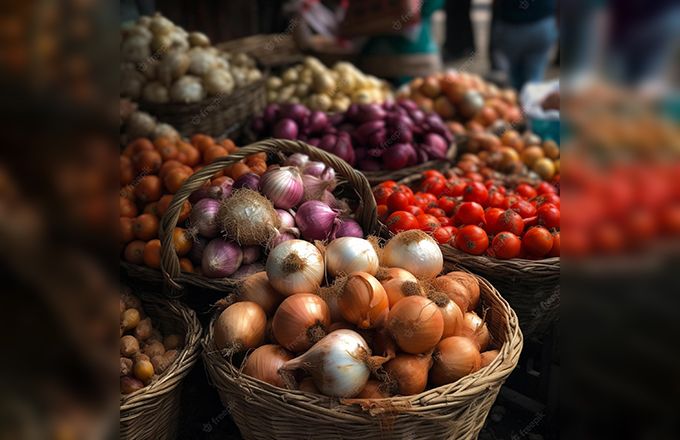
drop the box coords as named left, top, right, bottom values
left=150, top=34, right=172, bottom=53
left=157, top=50, right=190, bottom=86
left=170, top=76, right=205, bottom=103
left=149, top=14, right=174, bottom=36
left=127, top=111, right=156, bottom=139
left=152, top=123, right=179, bottom=140
left=188, top=48, right=218, bottom=76
left=142, top=81, right=169, bottom=103
left=203, top=69, right=234, bottom=96
left=189, top=32, right=210, bottom=47
left=121, top=35, right=151, bottom=63
left=120, top=64, right=145, bottom=99
left=168, top=31, right=189, bottom=52
left=126, top=25, right=152, bottom=41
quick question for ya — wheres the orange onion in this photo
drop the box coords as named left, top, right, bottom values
left=272, top=293, right=331, bottom=352
left=371, top=328, right=397, bottom=360
left=298, top=377, right=319, bottom=394
left=480, top=350, right=499, bottom=368
left=441, top=271, right=480, bottom=311
left=383, top=352, right=432, bottom=395
left=338, top=272, right=389, bottom=329
left=386, top=296, right=444, bottom=354
left=356, top=379, right=392, bottom=399
left=428, top=291, right=463, bottom=338
left=238, top=272, right=283, bottom=315
left=317, top=286, right=343, bottom=322
left=378, top=267, right=424, bottom=307
left=430, top=336, right=481, bottom=386
left=328, top=321, right=354, bottom=332
left=460, top=312, right=490, bottom=351
left=242, top=344, right=294, bottom=387
left=214, top=301, right=267, bottom=353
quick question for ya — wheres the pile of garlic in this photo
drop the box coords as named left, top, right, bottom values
left=121, top=13, right=262, bottom=104
left=120, top=99, right=180, bottom=144
left=266, top=57, right=392, bottom=112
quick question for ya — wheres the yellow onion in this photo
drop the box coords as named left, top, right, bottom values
left=386, top=296, right=443, bottom=354
left=238, top=272, right=283, bottom=315
left=338, top=272, right=389, bottom=329
left=430, top=336, right=481, bottom=386
left=356, top=379, right=392, bottom=399
left=460, top=312, right=490, bottom=351
left=298, top=377, right=320, bottom=394
left=428, top=291, right=464, bottom=338
left=377, top=267, right=424, bottom=307
left=214, top=301, right=266, bottom=353
left=441, top=271, right=480, bottom=311
left=242, top=344, right=294, bottom=387
left=325, top=237, right=379, bottom=277
left=480, top=349, right=499, bottom=368
left=272, top=293, right=330, bottom=352
left=266, top=239, right=324, bottom=296
left=382, top=230, right=443, bottom=279
left=383, top=352, right=432, bottom=396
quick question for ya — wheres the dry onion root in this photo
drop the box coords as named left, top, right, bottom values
left=219, top=189, right=281, bottom=246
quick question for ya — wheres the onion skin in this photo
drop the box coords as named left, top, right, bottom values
left=190, top=198, right=221, bottom=238
left=202, top=239, right=243, bottom=278
left=219, top=189, right=281, bottom=246
left=383, top=352, right=432, bottom=395
left=379, top=267, right=423, bottom=307
left=298, top=376, right=320, bottom=393
left=259, top=166, right=304, bottom=209
left=480, top=350, right=499, bottom=368
left=386, top=296, right=444, bottom=354
left=383, top=230, right=443, bottom=279
left=266, top=240, right=325, bottom=296
left=444, top=271, right=480, bottom=311
left=242, top=344, right=294, bottom=388
left=272, top=294, right=331, bottom=352
left=431, top=294, right=463, bottom=338
left=356, top=380, right=392, bottom=399
left=238, top=272, right=282, bottom=316
left=214, top=301, right=267, bottom=353
left=325, top=237, right=379, bottom=277
left=460, top=312, right=491, bottom=351
left=430, top=336, right=481, bottom=386
left=339, top=272, right=389, bottom=329
left=333, top=218, right=363, bottom=238
left=295, top=200, right=338, bottom=242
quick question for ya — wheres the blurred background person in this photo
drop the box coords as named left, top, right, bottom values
left=443, top=0, right=475, bottom=61
left=490, top=0, right=558, bottom=90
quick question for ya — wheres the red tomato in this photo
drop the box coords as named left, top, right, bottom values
left=443, top=226, right=458, bottom=237
left=661, top=204, right=680, bottom=234
left=537, top=203, right=560, bottom=230
left=397, top=185, right=415, bottom=203
left=433, top=227, right=452, bottom=244
left=489, top=209, right=524, bottom=235
left=445, top=180, right=467, bottom=197
left=421, top=176, right=446, bottom=197
left=522, top=227, right=554, bottom=258
left=548, top=231, right=560, bottom=257
left=464, top=172, right=484, bottom=182
left=484, top=208, right=505, bottom=230
left=515, top=183, right=538, bottom=200
left=625, top=210, right=656, bottom=246
left=417, top=214, right=441, bottom=233
left=379, top=180, right=399, bottom=191
left=437, top=196, right=457, bottom=216
left=426, top=207, right=447, bottom=218
left=374, top=186, right=394, bottom=205
left=377, top=205, right=389, bottom=222
left=455, top=225, right=489, bottom=255
left=387, top=191, right=411, bottom=212
left=534, top=193, right=561, bottom=208
left=422, top=170, right=445, bottom=180
left=536, top=181, right=557, bottom=195
left=463, top=182, right=489, bottom=206
left=592, top=223, right=625, bottom=254
left=386, top=211, right=419, bottom=234
left=489, top=232, right=521, bottom=259
left=414, top=192, right=437, bottom=209
left=405, top=205, right=424, bottom=217
left=487, top=190, right=506, bottom=208
left=455, top=202, right=485, bottom=225
left=437, top=216, right=452, bottom=227
left=511, top=200, right=537, bottom=218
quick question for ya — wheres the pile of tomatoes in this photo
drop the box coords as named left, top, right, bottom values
left=120, top=134, right=267, bottom=271
left=374, top=170, right=560, bottom=259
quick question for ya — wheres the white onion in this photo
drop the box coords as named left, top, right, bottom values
left=382, top=230, right=443, bottom=279
left=325, top=237, right=379, bottom=278
left=266, top=240, right=324, bottom=296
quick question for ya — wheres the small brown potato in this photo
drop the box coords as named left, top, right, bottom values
left=143, top=340, right=165, bottom=358
left=121, top=308, right=141, bottom=331
left=134, top=318, right=153, bottom=341
left=151, top=329, right=163, bottom=341
left=120, top=335, right=140, bottom=357
left=121, top=376, right=144, bottom=394
left=120, top=357, right=133, bottom=376
left=134, top=353, right=150, bottom=362
left=133, top=359, right=155, bottom=383
left=163, top=334, right=183, bottom=350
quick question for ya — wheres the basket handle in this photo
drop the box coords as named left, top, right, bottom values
left=159, top=138, right=377, bottom=291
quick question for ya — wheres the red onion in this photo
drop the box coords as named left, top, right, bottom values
left=242, top=245, right=261, bottom=265
left=202, top=239, right=243, bottom=278
left=308, top=138, right=320, bottom=147
left=280, top=103, right=310, bottom=124
left=262, top=104, right=280, bottom=125
left=296, top=200, right=338, bottom=241
left=207, top=178, right=233, bottom=201
left=190, top=198, right=221, bottom=238
left=384, top=143, right=417, bottom=170
left=259, top=166, right=304, bottom=209
left=269, top=231, right=298, bottom=249
left=307, top=111, right=329, bottom=134
left=301, top=174, right=333, bottom=203
left=232, top=262, right=265, bottom=279
left=319, top=134, right=337, bottom=152
left=356, top=104, right=386, bottom=122
left=233, top=173, right=260, bottom=191
left=358, top=158, right=382, bottom=171
left=333, top=218, right=363, bottom=238
left=284, top=153, right=309, bottom=169
left=331, top=133, right=355, bottom=165
left=189, top=182, right=211, bottom=203
left=302, top=161, right=329, bottom=178
left=273, top=118, right=298, bottom=140
left=276, top=209, right=296, bottom=230
left=188, top=236, right=209, bottom=265
left=422, top=133, right=448, bottom=160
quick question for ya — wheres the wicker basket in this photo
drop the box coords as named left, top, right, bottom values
left=217, top=34, right=304, bottom=68
left=158, top=138, right=378, bottom=292
left=202, top=274, right=522, bottom=440
left=395, top=173, right=560, bottom=338
left=137, top=76, right=266, bottom=138
left=120, top=294, right=202, bottom=440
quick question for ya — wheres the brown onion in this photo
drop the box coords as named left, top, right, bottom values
left=238, top=272, right=283, bottom=315
left=460, top=312, right=491, bottom=351
left=386, top=296, right=444, bottom=354
left=480, top=350, right=499, bottom=368
left=242, top=344, right=294, bottom=388
left=298, top=377, right=319, bottom=394
left=328, top=321, right=354, bottom=332
left=428, top=291, right=464, bottom=338
left=272, top=293, right=330, bottom=352
left=430, top=336, right=481, bottom=386
left=214, top=301, right=266, bottom=353
left=356, top=379, right=392, bottom=399
left=371, top=329, right=397, bottom=360
left=444, top=271, right=480, bottom=311
left=378, top=267, right=424, bottom=307
left=338, top=272, right=389, bottom=329
left=383, top=352, right=432, bottom=395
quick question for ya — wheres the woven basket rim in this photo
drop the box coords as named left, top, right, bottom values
left=120, top=293, right=202, bottom=411
left=202, top=273, right=523, bottom=418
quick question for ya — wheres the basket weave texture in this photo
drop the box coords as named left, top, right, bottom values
left=137, top=76, right=266, bottom=138
left=119, top=294, right=202, bottom=440
left=202, top=274, right=522, bottom=440
left=157, top=138, right=378, bottom=292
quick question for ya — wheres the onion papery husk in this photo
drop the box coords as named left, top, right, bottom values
left=219, top=189, right=281, bottom=246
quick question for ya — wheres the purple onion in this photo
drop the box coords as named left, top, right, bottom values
left=259, top=166, right=304, bottom=209
left=398, top=100, right=418, bottom=111
left=233, top=172, right=260, bottom=191
left=280, top=103, right=310, bottom=124
left=346, top=104, right=360, bottom=121
left=329, top=112, right=345, bottom=126
left=262, top=104, right=281, bottom=125
left=232, top=262, right=265, bottom=279
left=422, top=133, right=449, bottom=160
left=308, top=111, right=329, bottom=134
left=276, top=209, right=296, bottom=230
left=358, top=158, right=382, bottom=171
left=319, top=134, right=337, bottom=152
left=189, top=198, right=221, bottom=238
left=333, top=218, right=364, bottom=238
left=302, top=174, right=332, bottom=202
left=384, top=143, right=417, bottom=170
left=251, top=116, right=266, bottom=134
left=273, top=118, right=298, bottom=140
left=307, top=138, right=320, bottom=147
left=188, top=236, right=209, bottom=265
left=409, top=109, right=425, bottom=123
left=269, top=231, right=297, bottom=249
left=284, top=153, right=309, bottom=168
left=189, top=183, right=211, bottom=203
left=356, top=104, right=386, bottom=122
left=201, top=239, right=242, bottom=278
left=295, top=200, right=338, bottom=241
left=354, top=147, right=368, bottom=161
left=417, top=148, right=429, bottom=164
left=241, top=245, right=261, bottom=265
left=332, top=133, right=355, bottom=165
left=206, top=177, right=233, bottom=201
left=355, top=120, right=385, bottom=144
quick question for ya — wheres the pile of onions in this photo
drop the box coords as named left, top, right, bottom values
left=382, top=230, right=443, bottom=279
